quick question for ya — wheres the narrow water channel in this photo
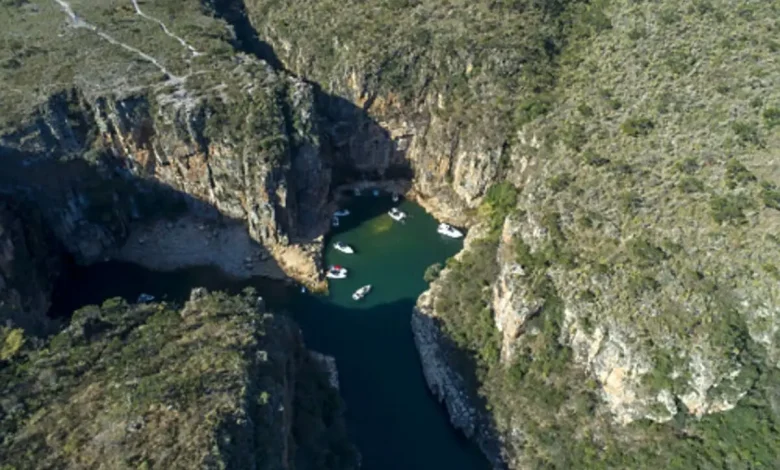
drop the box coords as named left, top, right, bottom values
left=50, top=192, right=490, bottom=470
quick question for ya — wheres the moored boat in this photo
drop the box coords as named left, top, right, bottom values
left=352, top=284, right=372, bottom=301
left=326, top=265, right=348, bottom=279
left=372, top=188, right=380, bottom=197
left=333, top=241, right=354, bottom=254
left=437, top=222, right=464, bottom=238
left=392, top=192, right=400, bottom=203
left=332, top=216, right=340, bottom=227
left=137, top=293, right=155, bottom=303
left=334, top=209, right=350, bottom=217
left=388, top=207, right=407, bottom=222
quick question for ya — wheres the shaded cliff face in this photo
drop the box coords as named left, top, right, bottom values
left=0, top=1, right=336, bottom=287
left=0, top=289, right=358, bottom=469
left=242, top=0, right=556, bottom=224
left=0, top=199, right=61, bottom=334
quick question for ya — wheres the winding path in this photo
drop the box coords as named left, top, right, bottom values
left=52, top=0, right=185, bottom=82
left=130, top=0, right=203, bottom=57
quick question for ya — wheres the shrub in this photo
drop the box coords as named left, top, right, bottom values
left=732, top=121, right=760, bottom=145
left=628, top=239, right=667, bottom=267
left=763, top=107, right=780, bottom=128
left=761, top=181, right=780, bottom=210
left=582, top=150, right=610, bottom=167
left=481, top=182, right=518, bottom=232
left=548, top=172, right=574, bottom=193
left=561, top=123, right=588, bottom=151
left=710, top=194, right=751, bottom=225
left=619, top=190, right=643, bottom=214
left=621, top=117, right=655, bottom=137
left=679, top=176, right=704, bottom=193
left=725, top=158, right=757, bottom=189
left=577, top=103, right=594, bottom=117
left=1, top=328, right=25, bottom=361
left=423, top=263, right=443, bottom=283
left=515, top=94, right=554, bottom=126
left=673, top=157, right=699, bottom=174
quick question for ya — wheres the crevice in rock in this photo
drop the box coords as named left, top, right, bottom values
left=203, top=0, right=284, bottom=71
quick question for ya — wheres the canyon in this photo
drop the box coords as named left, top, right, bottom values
left=2, top=0, right=780, bottom=468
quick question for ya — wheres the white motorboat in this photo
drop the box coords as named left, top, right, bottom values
left=332, top=216, right=340, bottom=227
left=352, top=284, right=372, bottom=301
left=137, top=293, right=155, bottom=303
left=333, top=241, right=354, bottom=254
left=372, top=188, right=380, bottom=197
left=334, top=209, right=350, bottom=217
left=388, top=207, right=407, bottom=222
left=326, top=265, right=348, bottom=279
left=437, top=223, right=464, bottom=238
left=392, top=192, right=400, bottom=203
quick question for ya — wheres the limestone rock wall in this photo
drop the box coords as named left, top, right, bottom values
left=0, top=61, right=334, bottom=288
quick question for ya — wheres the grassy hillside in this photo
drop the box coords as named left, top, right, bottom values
left=0, top=290, right=357, bottom=469
left=0, top=0, right=247, bottom=128
left=432, top=0, right=780, bottom=467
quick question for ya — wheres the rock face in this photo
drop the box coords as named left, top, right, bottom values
left=491, top=216, right=543, bottom=363
left=0, top=198, right=61, bottom=334
left=412, top=225, right=506, bottom=470
left=412, top=296, right=476, bottom=436
left=1, top=72, right=330, bottom=288
left=0, top=289, right=358, bottom=469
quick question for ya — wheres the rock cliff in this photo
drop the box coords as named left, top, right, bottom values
left=412, top=224, right=506, bottom=470
left=0, top=289, right=358, bottom=469
left=0, top=1, right=340, bottom=289
left=0, top=198, right=61, bottom=334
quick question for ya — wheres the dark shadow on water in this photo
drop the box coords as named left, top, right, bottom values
left=292, top=296, right=491, bottom=470
left=49, top=261, right=296, bottom=319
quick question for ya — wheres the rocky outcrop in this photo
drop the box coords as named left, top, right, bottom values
left=309, top=351, right=340, bottom=391
left=0, top=64, right=332, bottom=288
left=0, top=198, right=61, bottom=334
left=412, top=296, right=476, bottom=435
left=412, top=224, right=506, bottom=470
left=0, top=289, right=358, bottom=469
left=492, top=215, right=543, bottom=363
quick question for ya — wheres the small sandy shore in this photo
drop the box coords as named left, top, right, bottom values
left=115, top=215, right=287, bottom=280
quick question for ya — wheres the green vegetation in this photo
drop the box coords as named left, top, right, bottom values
left=423, top=263, right=443, bottom=283
left=620, top=116, right=655, bottom=137
left=0, top=290, right=357, bottom=469
left=480, top=182, right=519, bottom=233
left=764, top=106, right=780, bottom=128
left=248, top=0, right=608, bottom=141
left=435, top=240, right=501, bottom=367
left=0, top=327, right=24, bottom=361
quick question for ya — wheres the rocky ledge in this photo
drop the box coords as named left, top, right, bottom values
left=0, top=288, right=358, bottom=469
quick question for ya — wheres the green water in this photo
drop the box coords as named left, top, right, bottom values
left=50, top=193, right=490, bottom=470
